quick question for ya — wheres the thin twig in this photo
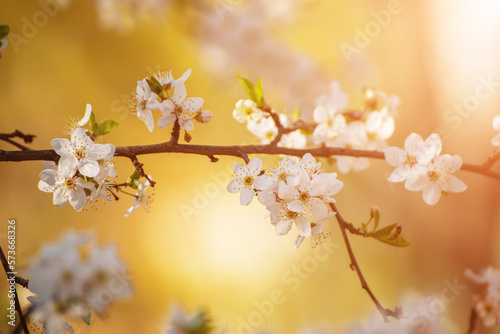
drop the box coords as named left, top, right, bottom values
left=0, top=130, right=36, bottom=151
left=329, top=202, right=400, bottom=322
left=126, top=154, right=155, bottom=187
left=0, top=246, right=30, bottom=333
left=15, top=276, right=29, bottom=288
left=466, top=306, right=478, bottom=334
left=13, top=307, right=34, bottom=334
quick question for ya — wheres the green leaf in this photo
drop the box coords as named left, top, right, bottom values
left=146, top=76, right=162, bottom=96
left=0, top=25, right=9, bottom=40
left=372, top=233, right=411, bottom=247
left=237, top=75, right=265, bottom=107
left=81, top=311, right=91, bottom=326
left=127, top=171, right=140, bottom=189
left=98, top=120, right=119, bottom=135
left=185, top=310, right=212, bottom=334
left=370, top=205, right=380, bottom=231
left=367, top=223, right=410, bottom=247
left=292, top=107, right=301, bottom=120
left=89, top=112, right=99, bottom=135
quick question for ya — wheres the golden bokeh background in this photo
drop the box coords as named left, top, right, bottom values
left=1, top=0, right=500, bottom=333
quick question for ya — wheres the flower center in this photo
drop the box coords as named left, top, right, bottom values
left=64, top=177, right=77, bottom=189
left=405, top=154, right=417, bottom=166
left=243, top=176, right=253, bottom=186
left=75, top=149, right=86, bottom=160
left=285, top=210, right=298, bottom=220
left=175, top=105, right=183, bottom=116
left=299, top=192, right=309, bottom=202
left=428, top=170, right=440, bottom=182
left=278, top=172, right=287, bottom=182
left=244, top=107, right=253, bottom=116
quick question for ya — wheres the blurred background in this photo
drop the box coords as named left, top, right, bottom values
left=1, top=0, right=500, bottom=332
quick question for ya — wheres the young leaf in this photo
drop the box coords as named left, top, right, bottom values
left=370, top=205, right=380, bottom=231
left=236, top=75, right=265, bottom=107
left=81, top=311, right=91, bottom=326
left=98, top=120, right=119, bottom=135
left=367, top=223, right=410, bottom=247
left=89, top=112, right=99, bottom=135
left=292, top=107, right=301, bottom=120
left=372, top=233, right=410, bottom=247
left=127, top=171, right=141, bottom=189
left=146, top=76, right=162, bottom=96
left=0, top=25, right=9, bottom=40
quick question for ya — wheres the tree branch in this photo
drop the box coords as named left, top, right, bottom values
left=330, top=202, right=400, bottom=322
left=0, top=130, right=36, bottom=151
left=2, top=143, right=500, bottom=182
left=0, top=246, right=30, bottom=333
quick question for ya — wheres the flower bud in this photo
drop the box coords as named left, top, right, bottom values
left=195, top=110, right=213, bottom=123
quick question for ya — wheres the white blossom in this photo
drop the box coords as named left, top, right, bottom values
left=51, top=127, right=114, bottom=178
left=124, top=179, right=154, bottom=216
left=405, top=154, right=466, bottom=205
left=38, top=165, right=95, bottom=212
left=157, top=81, right=204, bottom=131
left=385, top=133, right=442, bottom=183
left=491, top=115, right=500, bottom=147
left=134, top=79, right=161, bottom=132
left=26, top=233, right=131, bottom=333
left=247, top=117, right=278, bottom=144
left=227, top=157, right=263, bottom=205
left=466, top=267, right=500, bottom=327
left=233, top=99, right=263, bottom=124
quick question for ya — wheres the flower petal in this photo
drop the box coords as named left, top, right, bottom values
left=240, top=188, right=255, bottom=206
left=157, top=114, right=176, bottom=129
left=247, top=157, right=263, bottom=176
left=227, top=179, right=243, bottom=193
left=423, top=182, right=442, bottom=205
left=275, top=220, right=292, bottom=236
left=172, top=82, right=187, bottom=104
left=182, top=97, right=204, bottom=113
left=295, top=216, right=311, bottom=237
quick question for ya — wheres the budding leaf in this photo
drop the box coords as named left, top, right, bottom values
left=98, top=120, right=119, bottom=135
left=88, top=112, right=99, bottom=135
left=185, top=310, right=213, bottom=334
left=0, top=25, right=9, bottom=40
left=81, top=311, right=91, bottom=326
left=371, top=205, right=380, bottom=231
left=292, top=107, right=301, bottom=120
left=237, top=75, right=265, bottom=107
left=146, top=76, right=162, bottom=96
left=366, top=223, right=410, bottom=247
left=127, top=171, right=141, bottom=189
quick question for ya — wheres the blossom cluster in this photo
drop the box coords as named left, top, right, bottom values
left=27, top=233, right=132, bottom=334
left=38, top=105, right=117, bottom=212
left=227, top=153, right=343, bottom=249
left=233, top=82, right=399, bottom=173
left=131, top=68, right=212, bottom=134
left=465, top=266, right=500, bottom=328
left=384, top=133, right=467, bottom=205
